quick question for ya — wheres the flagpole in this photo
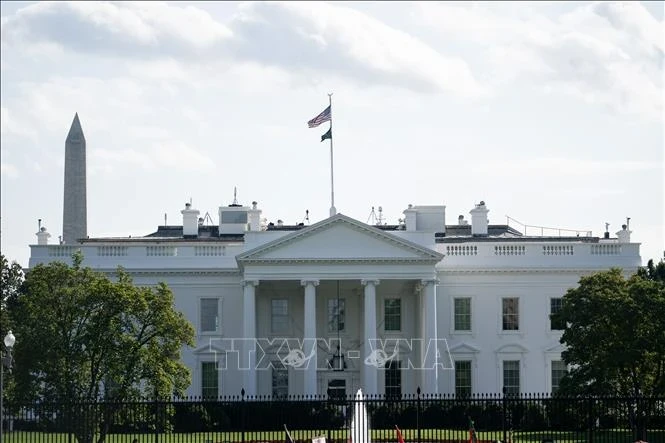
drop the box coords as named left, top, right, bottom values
left=328, top=93, right=336, bottom=217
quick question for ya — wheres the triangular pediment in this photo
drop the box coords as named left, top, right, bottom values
left=237, top=214, right=443, bottom=265
left=449, top=342, right=481, bottom=354
left=192, top=341, right=227, bottom=355
left=495, top=343, right=529, bottom=353
left=544, top=342, right=567, bottom=353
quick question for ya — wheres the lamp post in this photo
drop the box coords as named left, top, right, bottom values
left=1, top=330, right=16, bottom=439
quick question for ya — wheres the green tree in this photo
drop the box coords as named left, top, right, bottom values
left=553, top=266, right=665, bottom=438
left=1, top=254, right=24, bottom=419
left=1, top=253, right=24, bottom=335
left=637, top=258, right=665, bottom=283
left=10, top=251, right=195, bottom=443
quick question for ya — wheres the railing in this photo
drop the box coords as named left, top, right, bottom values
left=31, top=243, right=245, bottom=263
left=2, top=393, right=663, bottom=443
left=446, top=245, right=478, bottom=256
left=440, top=242, right=640, bottom=266
left=47, top=246, right=77, bottom=257
left=97, top=246, right=128, bottom=257
left=591, top=244, right=622, bottom=255
left=542, top=245, right=574, bottom=256
left=146, top=246, right=177, bottom=257
left=494, top=245, right=525, bottom=256
left=195, top=245, right=227, bottom=256
left=505, top=216, right=593, bottom=237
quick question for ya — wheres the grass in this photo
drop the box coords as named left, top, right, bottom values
left=2, top=429, right=664, bottom=443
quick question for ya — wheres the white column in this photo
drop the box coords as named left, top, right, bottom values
left=301, top=279, right=319, bottom=396
left=361, top=279, right=379, bottom=396
left=242, top=280, right=258, bottom=396
left=421, top=279, right=439, bottom=394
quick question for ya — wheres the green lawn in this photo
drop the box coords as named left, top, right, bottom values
left=2, top=429, right=664, bottom=443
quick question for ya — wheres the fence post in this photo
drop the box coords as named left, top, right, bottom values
left=502, top=387, right=507, bottom=443
left=154, top=395, right=159, bottom=443
left=587, top=396, right=594, bottom=443
left=241, top=388, right=246, bottom=443
left=68, top=401, right=73, bottom=443
left=416, top=386, right=421, bottom=443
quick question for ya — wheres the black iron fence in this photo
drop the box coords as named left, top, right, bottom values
left=1, top=392, right=664, bottom=443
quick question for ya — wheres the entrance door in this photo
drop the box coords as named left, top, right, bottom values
left=327, top=378, right=346, bottom=400
left=321, top=372, right=353, bottom=397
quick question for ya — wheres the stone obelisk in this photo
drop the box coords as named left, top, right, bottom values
left=62, top=113, right=87, bottom=243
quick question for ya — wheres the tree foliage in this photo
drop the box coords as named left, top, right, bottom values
left=554, top=267, right=665, bottom=398
left=636, top=257, right=665, bottom=283
left=8, top=251, right=195, bottom=443
left=1, top=253, right=24, bottom=335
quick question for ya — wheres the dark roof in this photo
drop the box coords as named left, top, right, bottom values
left=266, top=223, right=307, bottom=231
left=375, top=225, right=401, bottom=231
left=144, top=225, right=223, bottom=238
left=82, top=222, right=600, bottom=244
left=443, top=224, right=524, bottom=237
left=437, top=224, right=601, bottom=243
left=81, top=225, right=244, bottom=243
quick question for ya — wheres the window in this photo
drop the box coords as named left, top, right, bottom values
left=384, top=298, right=401, bottom=331
left=220, top=211, right=248, bottom=224
left=454, top=298, right=472, bottom=331
left=271, top=299, right=289, bottom=334
left=503, top=360, right=520, bottom=396
left=271, top=360, right=288, bottom=398
left=328, top=299, right=346, bottom=333
left=200, top=298, right=219, bottom=333
left=550, top=298, right=564, bottom=330
left=385, top=360, right=401, bottom=399
left=201, top=362, right=219, bottom=398
left=551, top=360, right=568, bottom=393
left=502, top=298, right=519, bottom=331
left=454, top=360, right=472, bottom=397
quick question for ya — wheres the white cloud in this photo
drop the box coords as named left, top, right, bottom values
left=1, top=1, right=232, bottom=58
left=1, top=106, right=30, bottom=138
left=1, top=0, right=486, bottom=97
left=415, top=1, right=664, bottom=121
left=91, top=142, right=215, bottom=173
left=228, top=1, right=486, bottom=97
left=149, top=141, right=216, bottom=172
left=0, top=162, right=19, bottom=179
left=473, top=157, right=661, bottom=177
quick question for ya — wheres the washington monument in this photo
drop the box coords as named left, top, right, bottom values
left=63, top=113, right=87, bottom=243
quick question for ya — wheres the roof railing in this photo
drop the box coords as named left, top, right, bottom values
left=505, top=215, right=593, bottom=238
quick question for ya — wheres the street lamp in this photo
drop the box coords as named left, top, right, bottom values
left=1, top=330, right=16, bottom=439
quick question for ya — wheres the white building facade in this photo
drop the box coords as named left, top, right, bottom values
left=28, top=200, right=641, bottom=399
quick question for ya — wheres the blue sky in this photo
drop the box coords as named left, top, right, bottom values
left=1, top=1, right=663, bottom=267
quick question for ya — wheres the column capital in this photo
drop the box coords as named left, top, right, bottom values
left=361, top=279, right=380, bottom=287
left=421, top=278, right=439, bottom=287
left=242, top=279, right=259, bottom=288
left=300, top=279, right=320, bottom=287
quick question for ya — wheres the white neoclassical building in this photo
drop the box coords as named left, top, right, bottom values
left=29, top=198, right=641, bottom=398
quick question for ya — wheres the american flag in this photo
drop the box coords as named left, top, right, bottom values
left=307, top=105, right=331, bottom=128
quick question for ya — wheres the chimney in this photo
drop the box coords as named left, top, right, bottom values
left=63, top=113, right=87, bottom=243
left=36, top=220, right=51, bottom=245
left=469, top=201, right=489, bottom=236
left=247, top=201, right=262, bottom=231
left=181, top=202, right=200, bottom=237
left=403, top=204, right=417, bottom=231
left=616, top=223, right=631, bottom=244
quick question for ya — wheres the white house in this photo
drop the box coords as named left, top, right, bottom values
left=28, top=115, right=642, bottom=398
left=29, top=199, right=641, bottom=399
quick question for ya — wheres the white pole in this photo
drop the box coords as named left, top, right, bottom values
left=328, top=93, right=336, bottom=217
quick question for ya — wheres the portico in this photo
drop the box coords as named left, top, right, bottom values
left=236, top=214, right=444, bottom=397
